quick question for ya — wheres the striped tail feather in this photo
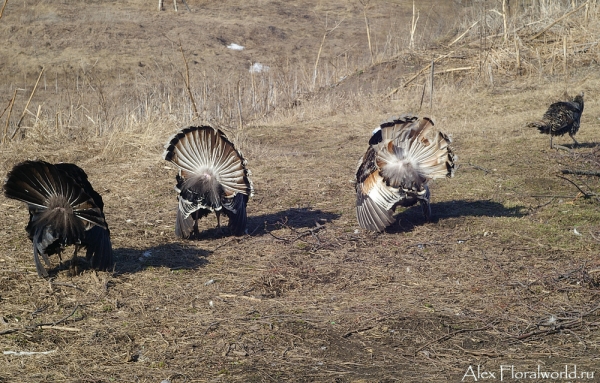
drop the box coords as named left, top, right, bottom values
left=223, top=192, right=248, bottom=236
left=4, top=161, right=107, bottom=229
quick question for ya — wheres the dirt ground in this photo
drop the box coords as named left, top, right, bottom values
left=1, top=1, right=600, bottom=382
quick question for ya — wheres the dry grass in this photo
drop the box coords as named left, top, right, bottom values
left=1, top=0, right=600, bottom=382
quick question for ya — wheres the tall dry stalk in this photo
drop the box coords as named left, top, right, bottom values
left=2, top=89, right=17, bottom=144
left=429, top=60, right=434, bottom=110
left=502, top=0, right=508, bottom=43
left=11, top=67, right=44, bottom=140
left=179, top=42, right=199, bottom=118
left=359, top=0, right=374, bottom=64
left=312, top=16, right=342, bottom=91
left=563, top=34, right=567, bottom=74
left=409, top=0, right=419, bottom=50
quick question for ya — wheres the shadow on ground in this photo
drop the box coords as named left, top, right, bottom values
left=247, top=207, right=341, bottom=234
left=561, top=142, right=599, bottom=149
left=388, top=199, right=527, bottom=233
left=113, top=243, right=211, bottom=274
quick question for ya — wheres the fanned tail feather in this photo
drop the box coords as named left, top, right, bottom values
left=3, top=160, right=113, bottom=277
left=355, top=115, right=455, bottom=232
left=164, top=126, right=253, bottom=237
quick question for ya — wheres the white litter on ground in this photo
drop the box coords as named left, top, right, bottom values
left=227, top=43, right=244, bottom=51
left=4, top=350, right=57, bottom=356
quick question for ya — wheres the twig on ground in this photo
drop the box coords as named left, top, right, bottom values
left=413, top=323, right=494, bottom=355
left=28, top=304, right=81, bottom=330
left=3, top=350, right=56, bottom=356
left=562, top=169, right=600, bottom=177
left=556, top=175, right=598, bottom=201
left=342, top=326, right=374, bottom=338
left=468, top=161, right=491, bottom=174
left=38, top=325, right=81, bottom=332
left=51, top=282, right=84, bottom=292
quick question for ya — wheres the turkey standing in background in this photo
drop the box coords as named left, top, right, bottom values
left=163, top=125, right=254, bottom=238
left=528, top=91, right=584, bottom=148
left=3, top=161, right=113, bottom=277
left=355, top=115, right=456, bottom=232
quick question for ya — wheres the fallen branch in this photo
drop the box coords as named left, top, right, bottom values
left=528, top=1, right=589, bottom=41
left=51, top=282, right=84, bottom=292
left=414, top=323, right=494, bottom=355
left=468, top=161, right=491, bottom=174
left=38, top=325, right=81, bottom=332
left=28, top=304, right=81, bottom=330
left=386, top=51, right=455, bottom=97
left=218, top=293, right=261, bottom=302
left=556, top=175, right=598, bottom=200
left=3, top=350, right=56, bottom=356
left=448, top=20, right=478, bottom=47
left=561, top=169, right=600, bottom=177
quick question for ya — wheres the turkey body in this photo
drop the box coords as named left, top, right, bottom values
left=3, top=161, right=113, bottom=277
left=355, top=115, right=456, bottom=232
left=529, top=92, right=584, bottom=148
left=163, top=125, right=254, bottom=237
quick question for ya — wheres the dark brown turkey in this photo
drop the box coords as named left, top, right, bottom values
left=528, top=91, right=584, bottom=148
left=355, top=115, right=456, bottom=232
left=3, top=161, right=113, bottom=277
left=163, top=125, right=254, bottom=237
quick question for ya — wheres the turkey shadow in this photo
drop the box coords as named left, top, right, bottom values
left=387, top=199, right=526, bottom=233
left=247, top=207, right=341, bottom=235
left=561, top=142, right=599, bottom=149
left=113, top=243, right=211, bottom=275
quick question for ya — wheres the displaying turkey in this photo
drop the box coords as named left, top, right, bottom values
left=163, top=125, right=254, bottom=238
left=528, top=91, right=584, bottom=148
left=355, top=114, right=456, bottom=232
left=3, top=160, right=113, bottom=277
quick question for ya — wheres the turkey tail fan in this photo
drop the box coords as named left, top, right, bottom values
left=164, top=125, right=253, bottom=237
left=374, top=115, right=456, bottom=188
left=163, top=126, right=254, bottom=197
left=3, top=160, right=113, bottom=277
left=355, top=114, right=456, bottom=232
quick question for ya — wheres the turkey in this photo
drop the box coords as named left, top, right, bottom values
left=355, top=114, right=456, bottom=232
left=528, top=91, right=584, bottom=148
left=3, top=160, right=113, bottom=277
left=163, top=125, right=254, bottom=238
